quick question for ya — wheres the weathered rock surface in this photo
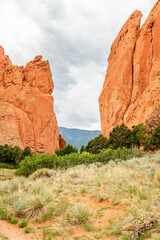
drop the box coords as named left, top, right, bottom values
left=99, top=1, right=160, bottom=137
left=0, top=46, right=64, bottom=153
left=59, top=134, right=66, bottom=150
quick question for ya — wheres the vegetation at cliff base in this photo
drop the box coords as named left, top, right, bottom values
left=81, top=104, right=160, bottom=154
left=55, top=144, right=78, bottom=156
left=0, top=122, right=159, bottom=177
left=82, top=123, right=160, bottom=154
left=83, top=134, right=108, bottom=154
left=15, top=148, right=144, bottom=176
left=0, top=145, right=32, bottom=169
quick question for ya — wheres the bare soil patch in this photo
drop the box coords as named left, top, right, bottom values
left=0, top=194, right=126, bottom=240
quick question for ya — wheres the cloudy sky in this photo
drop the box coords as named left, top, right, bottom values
left=0, top=0, right=156, bottom=130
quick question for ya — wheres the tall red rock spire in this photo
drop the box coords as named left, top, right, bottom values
left=0, top=46, right=65, bottom=153
left=99, top=1, right=160, bottom=137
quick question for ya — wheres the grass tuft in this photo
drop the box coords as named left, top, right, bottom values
left=19, top=220, right=28, bottom=228
left=43, top=227, right=62, bottom=240
left=67, top=205, right=91, bottom=225
left=25, top=227, right=36, bottom=234
left=105, top=219, right=122, bottom=236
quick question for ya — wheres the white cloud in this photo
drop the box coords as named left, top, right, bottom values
left=0, top=0, right=156, bottom=129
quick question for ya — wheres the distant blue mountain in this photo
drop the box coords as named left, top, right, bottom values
left=59, top=127, right=101, bottom=151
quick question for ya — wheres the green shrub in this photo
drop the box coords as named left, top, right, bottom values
left=80, top=145, right=85, bottom=153
left=0, top=144, right=33, bottom=168
left=109, top=124, right=133, bottom=149
left=16, top=148, right=144, bottom=176
left=97, top=148, right=144, bottom=163
left=151, top=127, right=160, bottom=149
left=84, top=134, right=108, bottom=154
left=55, top=144, right=78, bottom=156
left=94, top=234, right=103, bottom=239
left=0, top=163, right=16, bottom=169
left=84, top=122, right=160, bottom=153
left=7, top=215, right=19, bottom=224
left=0, top=144, right=21, bottom=166
left=19, top=220, right=28, bottom=228
left=43, top=227, right=62, bottom=240
left=0, top=208, right=7, bottom=220
left=132, top=123, right=147, bottom=148
left=43, top=228, right=62, bottom=239
left=16, top=154, right=59, bottom=176
left=25, top=227, right=36, bottom=233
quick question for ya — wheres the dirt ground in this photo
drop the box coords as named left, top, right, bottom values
left=0, top=194, right=127, bottom=240
left=0, top=220, right=43, bottom=240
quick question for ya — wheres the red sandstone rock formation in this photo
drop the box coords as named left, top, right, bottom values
left=99, top=1, right=160, bottom=137
left=0, top=46, right=65, bottom=153
left=59, top=134, right=66, bottom=150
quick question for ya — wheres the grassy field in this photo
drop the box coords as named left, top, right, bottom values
left=0, top=152, right=160, bottom=239
left=0, top=169, right=15, bottom=181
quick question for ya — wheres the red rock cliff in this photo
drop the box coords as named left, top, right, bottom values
left=99, top=1, right=160, bottom=137
left=0, top=46, right=65, bottom=153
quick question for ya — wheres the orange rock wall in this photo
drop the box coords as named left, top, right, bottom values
left=99, top=1, right=160, bottom=137
left=0, top=46, right=63, bottom=153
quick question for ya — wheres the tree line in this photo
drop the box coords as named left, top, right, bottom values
left=0, top=145, right=32, bottom=168
left=80, top=104, right=160, bottom=154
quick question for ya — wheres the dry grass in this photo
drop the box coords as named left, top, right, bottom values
left=0, top=169, right=15, bottom=181
left=0, top=151, right=160, bottom=239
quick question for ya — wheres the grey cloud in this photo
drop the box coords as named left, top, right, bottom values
left=0, top=0, right=156, bottom=130
left=54, top=71, right=77, bottom=91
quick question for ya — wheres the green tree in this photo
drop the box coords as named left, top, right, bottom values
left=80, top=145, right=85, bottom=153
left=151, top=127, right=160, bottom=149
left=0, top=144, right=33, bottom=167
left=55, top=144, right=78, bottom=156
left=21, top=146, right=32, bottom=160
left=109, top=123, right=133, bottom=149
left=85, top=134, right=108, bottom=154
left=0, top=144, right=22, bottom=165
left=132, top=123, right=147, bottom=148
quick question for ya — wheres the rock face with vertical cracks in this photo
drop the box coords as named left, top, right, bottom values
left=99, top=0, right=160, bottom=137
left=0, top=46, right=65, bottom=153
